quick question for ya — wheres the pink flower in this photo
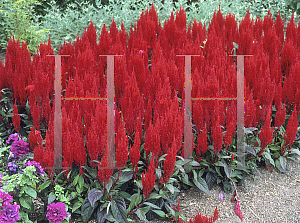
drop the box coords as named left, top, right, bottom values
left=46, top=202, right=68, bottom=223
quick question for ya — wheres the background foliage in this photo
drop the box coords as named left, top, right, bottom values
left=0, top=0, right=296, bottom=52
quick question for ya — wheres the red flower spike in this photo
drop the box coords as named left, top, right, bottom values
left=230, top=154, right=234, bottom=163
left=187, top=206, right=219, bottom=223
left=144, top=122, right=161, bottom=158
left=258, top=111, right=273, bottom=156
left=212, top=117, right=223, bottom=154
left=97, top=154, right=113, bottom=185
left=196, top=125, right=207, bottom=156
left=163, top=140, right=177, bottom=183
left=283, top=106, right=298, bottom=155
left=12, top=102, right=20, bottom=133
left=224, top=120, right=236, bottom=147
left=115, top=112, right=128, bottom=169
left=129, top=128, right=141, bottom=173
left=275, top=103, right=286, bottom=128
left=141, top=156, right=156, bottom=198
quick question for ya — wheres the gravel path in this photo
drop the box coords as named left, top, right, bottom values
left=130, top=155, right=300, bottom=223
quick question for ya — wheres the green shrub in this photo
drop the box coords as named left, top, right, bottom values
left=38, top=0, right=295, bottom=53
left=0, top=0, right=49, bottom=52
left=285, top=0, right=300, bottom=14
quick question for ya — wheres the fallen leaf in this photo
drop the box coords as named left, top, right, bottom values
left=218, top=190, right=224, bottom=202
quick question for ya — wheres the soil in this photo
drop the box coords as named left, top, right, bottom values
left=1, top=54, right=300, bottom=223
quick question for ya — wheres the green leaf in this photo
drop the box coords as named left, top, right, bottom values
left=48, top=192, right=56, bottom=204
left=105, top=179, right=113, bottom=192
left=263, top=152, right=275, bottom=166
left=144, top=202, right=161, bottom=210
left=81, top=197, right=94, bottom=223
left=20, top=197, right=33, bottom=210
left=38, top=180, right=51, bottom=191
left=152, top=210, right=167, bottom=218
left=214, top=161, right=227, bottom=167
left=181, top=173, right=193, bottom=186
left=206, top=172, right=217, bottom=190
left=276, top=156, right=289, bottom=172
left=78, top=175, right=84, bottom=190
left=72, top=201, right=82, bottom=212
left=165, top=203, right=175, bottom=216
left=233, top=42, right=239, bottom=49
left=127, top=191, right=140, bottom=213
left=25, top=187, right=37, bottom=198
left=148, top=193, right=161, bottom=200
left=187, top=160, right=200, bottom=167
left=139, top=206, right=151, bottom=215
left=155, top=168, right=162, bottom=179
left=224, top=166, right=232, bottom=178
left=96, top=207, right=108, bottom=223
left=135, top=208, right=148, bottom=222
left=117, top=171, right=133, bottom=184
left=111, top=199, right=127, bottom=223
left=158, top=154, right=168, bottom=162
left=119, top=191, right=131, bottom=199
left=135, top=179, right=143, bottom=190
left=73, top=174, right=80, bottom=186
left=82, top=166, right=97, bottom=179
left=88, top=188, right=103, bottom=208
left=193, top=176, right=210, bottom=195
left=166, top=184, right=174, bottom=194
left=289, top=148, right=300, bottom=156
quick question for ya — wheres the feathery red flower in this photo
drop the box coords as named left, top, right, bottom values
left=283, top=107, right=298, bottom=155
left=196, top=126, right=207, bottom=156
left=141, top=156, right=156, bottom=198
left=187, top=206, right=219, bottom=223
left=258, top=111, right=273, bottom=156
left=12, top=102, right=20, bottom=133
left=163, top=140, right=177, bottom=183
left=129, top=128, right=141, bottom=173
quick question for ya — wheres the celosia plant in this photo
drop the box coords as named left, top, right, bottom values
left=141, top=156, right=156, bottom=198
left=187, top=207, right=219, bottom=223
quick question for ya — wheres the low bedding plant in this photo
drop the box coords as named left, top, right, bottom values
left=0, top=123, right=299, bottom=222
left=0, top=84, right=299, bottom=223
left=0, top=131, right=220, bottom=223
